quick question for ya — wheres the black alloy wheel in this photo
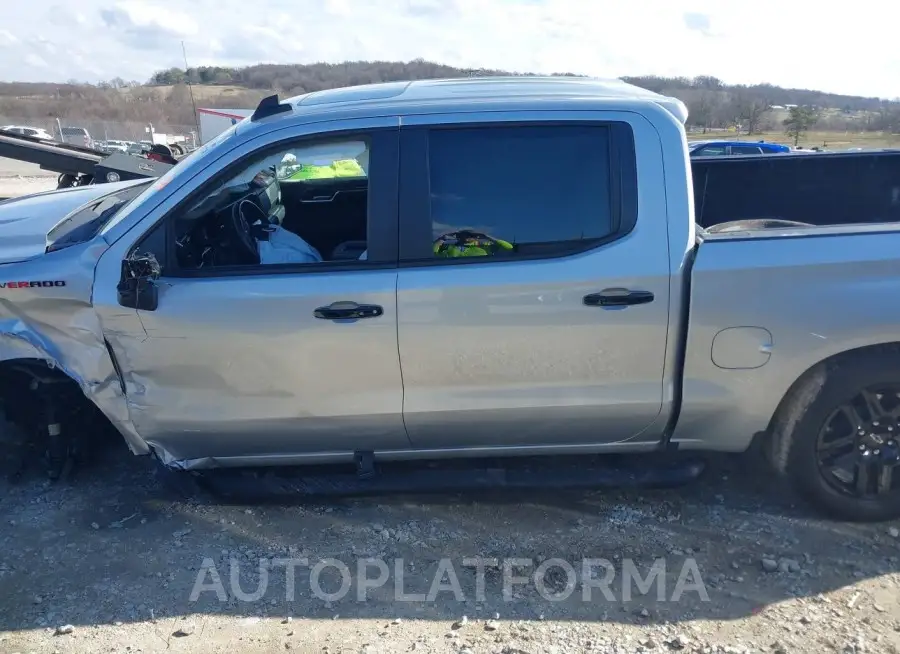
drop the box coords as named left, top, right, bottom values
left=816, top=385, right=900, bottom=499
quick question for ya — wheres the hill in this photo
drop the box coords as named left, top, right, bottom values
left=1, top=60, right=898, bottom=138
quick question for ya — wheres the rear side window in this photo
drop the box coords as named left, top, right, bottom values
left=403, top=123, right=636, bottom=262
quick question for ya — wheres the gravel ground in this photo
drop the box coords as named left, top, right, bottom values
left=2, top=437, right=900, bottom=654
left=0, top=158, right=58, bottom=178
left=0, top=160, right=58, bottom=200
left=1, top=166, right=900, bottom=653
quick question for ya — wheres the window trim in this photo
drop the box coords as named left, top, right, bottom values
left=135, top=126, right=400, bottom=280
left=397, top=119, right=638, bottom=267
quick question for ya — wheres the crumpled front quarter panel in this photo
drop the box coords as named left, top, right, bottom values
left=0, top=241, right=146, bottom=453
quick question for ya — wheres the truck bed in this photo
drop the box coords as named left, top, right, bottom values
left=671, top=221, right=900, bottom=451
left=692, top=149, right=900, bottom=227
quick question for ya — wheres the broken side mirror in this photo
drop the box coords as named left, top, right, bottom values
left=117, top=252, right=161, bottom=311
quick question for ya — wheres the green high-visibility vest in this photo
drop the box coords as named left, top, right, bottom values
left=284, top=159, right=365, bottom=180
left=433, top=233, right=513, bottom=257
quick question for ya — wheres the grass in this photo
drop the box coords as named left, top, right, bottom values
left=688, top=130, right=900, bottom=150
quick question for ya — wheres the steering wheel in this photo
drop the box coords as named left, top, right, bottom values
left=433, top=230, right=512, bottom=256
left=228, top=199, right=262, bottom=264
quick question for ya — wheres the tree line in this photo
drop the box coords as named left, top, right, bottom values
left=3, top=59, right=899, bottom=135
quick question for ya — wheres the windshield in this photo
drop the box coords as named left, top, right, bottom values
left=47, top=181, right=152, bottom=251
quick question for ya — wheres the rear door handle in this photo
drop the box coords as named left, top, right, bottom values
left=584, top=288, right=655, bottom=307
left=314, top=301, right=384, bottom=320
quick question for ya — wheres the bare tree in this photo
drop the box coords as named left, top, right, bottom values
left=692, top=75, right=724, bottom=91
left=690, top=92, right=720, bottom=133
left=167, top=84, right=191, bottom=105
left=871, top=102, right=900, bottom=132
left=734, top=94, right=770, bottom=135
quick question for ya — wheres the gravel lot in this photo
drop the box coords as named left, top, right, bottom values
left=2, top=436, right=900, bottom=654
left=0, top=158, right=58, bottom=199
left=1, top=167, right=900, bottom=654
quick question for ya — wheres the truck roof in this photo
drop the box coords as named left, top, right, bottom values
left=688, top=139, right=790, bottom=150
left=249, top=77, right=688, bottom=128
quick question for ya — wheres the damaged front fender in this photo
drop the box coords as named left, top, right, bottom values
left=0, top=240, right=150, bottom=456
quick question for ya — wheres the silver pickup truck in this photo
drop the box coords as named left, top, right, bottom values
left=1, top=77, right=899, bottom=521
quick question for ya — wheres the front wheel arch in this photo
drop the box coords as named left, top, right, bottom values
left=0, top=358, right=114, bottom=478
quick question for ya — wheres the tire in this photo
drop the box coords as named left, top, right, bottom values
left=779, top=348, right=900, bottom=522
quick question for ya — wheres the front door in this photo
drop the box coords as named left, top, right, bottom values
left=93, top=124, right=409, bottom=466
left=395, top=115, right=672, bottom=450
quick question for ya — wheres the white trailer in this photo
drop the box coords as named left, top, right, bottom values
left=197, top=108, right=253, bottom=145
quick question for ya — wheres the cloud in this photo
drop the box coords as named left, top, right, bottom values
left=0, top=30, right=19, bottom=46
left=47, top=5, right=88, bottom=26
left=100, top=1, right=198, bottom=49
left=0, top=0, right=898, bottom=98
left=683, top=12, right=712, bottom=36
left=24, top=54, right=50, bottom=69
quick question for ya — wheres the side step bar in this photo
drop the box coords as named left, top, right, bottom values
left=191, top=456, right=707, bottom=503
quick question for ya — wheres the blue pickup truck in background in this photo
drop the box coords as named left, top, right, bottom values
left=689, top=139, right=792, bottom=157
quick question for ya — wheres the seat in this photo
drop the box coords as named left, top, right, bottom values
left=280, top=179, right=368, bottom=258
left=331, top=240, right=367, bottom=261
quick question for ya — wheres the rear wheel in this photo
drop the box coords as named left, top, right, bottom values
left=782, top=350, right=900, bottom=521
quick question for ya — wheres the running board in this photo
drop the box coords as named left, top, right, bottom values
left=192, top=456, right=707, bottom=502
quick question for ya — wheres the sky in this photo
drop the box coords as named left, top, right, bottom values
left=1, top=0, right=898, bottom=98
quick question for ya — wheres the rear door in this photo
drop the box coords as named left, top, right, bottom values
left=395, top=111, right=673, bottom=450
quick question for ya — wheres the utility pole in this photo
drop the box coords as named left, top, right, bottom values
left=182, top=41, right=201, bottom=137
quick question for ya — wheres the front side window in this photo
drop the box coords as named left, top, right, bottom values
left=696, top=145, right=727, bottom=156
left=101, top=123, right=242, bottom=237
left=172, top=137, right=372, bottom=270
left=424, top=124, right=616, bottom=260
left=730, top=145, right=764, bottom=155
